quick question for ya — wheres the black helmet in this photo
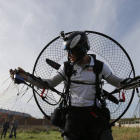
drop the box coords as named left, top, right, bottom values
left=61, top=31, right=90, bottom=59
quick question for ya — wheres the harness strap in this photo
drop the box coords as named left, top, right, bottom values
left=93, top=55, right=99, bottom=106
left=64, top=62, right=74, bottom=108
left=70, top=80, right=95, bottom=85
left=41, top=89, right=45, bottom=98
left=89, top=107, right=98, bottom=118
left=119, top=91, right=125, bottom=102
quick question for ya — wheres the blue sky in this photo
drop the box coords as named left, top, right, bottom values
left=0, top=0, right=140, bottom=118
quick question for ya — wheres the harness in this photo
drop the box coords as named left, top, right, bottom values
left=63, top=54, right=104, bottom=107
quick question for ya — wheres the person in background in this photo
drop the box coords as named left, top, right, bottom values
left=10, top=117, right=19, bottom=138
left=1, top=119, right=9, bottom=138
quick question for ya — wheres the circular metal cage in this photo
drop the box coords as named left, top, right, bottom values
left=32, top=31, right=135, bottom=125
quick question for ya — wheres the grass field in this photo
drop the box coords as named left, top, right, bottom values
left=112, top=127, right=140, bottom=140
left=0, top=126, right=63, bottom=140
left=1, top=126, right=140, bottom=140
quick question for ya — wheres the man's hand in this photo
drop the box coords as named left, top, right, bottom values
left=9, top=67, right=28, bottom=80
left=9, top=69, right=16, bottom=79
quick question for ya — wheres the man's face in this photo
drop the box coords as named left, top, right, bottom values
left=67, top=49, right=77, bottom=63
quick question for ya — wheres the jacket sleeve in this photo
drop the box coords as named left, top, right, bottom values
left=106, top=73, right=123, bottom=88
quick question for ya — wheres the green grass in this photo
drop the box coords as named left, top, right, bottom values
left=2, top=131, right=62, bottom=140
left=1, top=130, right=63, bottom=140
left=0, top=126, right=63, bottom=140
left=1, top=126, right=140, bottom=140
left=112, top=126, right=140, bottom=140
left=17, top=131, right=62, bottom=140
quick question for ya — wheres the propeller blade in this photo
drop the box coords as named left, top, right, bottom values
left=46, top=58, right=61, bottom=70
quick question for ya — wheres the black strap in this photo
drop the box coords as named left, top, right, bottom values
left=90, top=54, right=103, bottom=75
left=70, top=80, right=95, bottom=85
left=93, top=55, right=99, bottom=106
left=64, top=62, right=73, bottom=108
left=93, top=55, right=105, bottom=106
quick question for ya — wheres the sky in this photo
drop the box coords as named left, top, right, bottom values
left=0, top=0, right=140, bottom=118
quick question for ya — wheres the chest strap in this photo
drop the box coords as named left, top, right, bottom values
left=70, top=80, right=95, bottom=85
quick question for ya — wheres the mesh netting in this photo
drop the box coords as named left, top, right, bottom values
left=32, top=31, right=135, bottom=124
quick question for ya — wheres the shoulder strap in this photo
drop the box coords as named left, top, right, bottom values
left=92, top=55, right=100, bottom=106
left=89, top=54, right=103, bottom=75
left=64, top=61, right=73, bottom=108
left=64, top=61, right=73, bottom=78
left=90, top=54, right=105, bottom=106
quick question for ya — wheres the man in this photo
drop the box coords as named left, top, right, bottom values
left=10, top=118, right=19, bottom=138
left=1, top=119, right=9, bottom=138
left=10, top=31, right=125, bottom=140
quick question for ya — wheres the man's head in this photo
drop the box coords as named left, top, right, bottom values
left=61, top=31, right=90, bottom=64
